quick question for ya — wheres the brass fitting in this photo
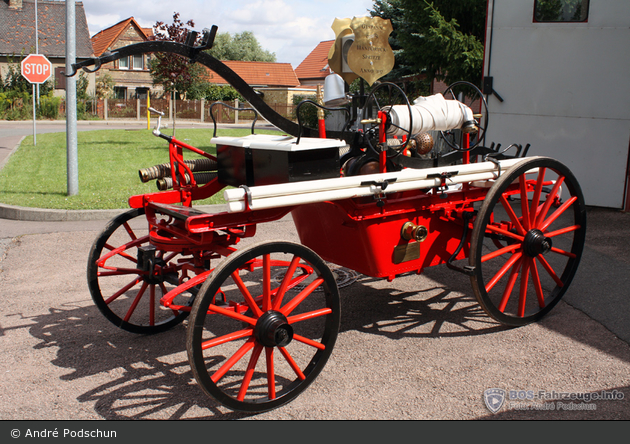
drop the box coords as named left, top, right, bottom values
left=401, top=222, right=428, bottom=242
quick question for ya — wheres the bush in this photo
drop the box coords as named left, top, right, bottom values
left=292, top=94, right=328, bottom=129
left=0, top=90, right=30, bottom=120
left=38, top=96, right=61, bottom=120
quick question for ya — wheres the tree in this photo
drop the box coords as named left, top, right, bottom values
left=150, top=12, right=210, bottom=134
left=150, top=13, right=209, bottom=99
left=208, top=31, right=276, bottom=62
left=370, top=0, right=486, bottom=90
left=95, top=73, right=115, bottom=100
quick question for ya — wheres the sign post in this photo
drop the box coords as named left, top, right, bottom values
left=20, top=54, right=52, bottom=146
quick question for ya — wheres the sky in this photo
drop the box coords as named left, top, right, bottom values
left=80, top=0, right=376, bottom=68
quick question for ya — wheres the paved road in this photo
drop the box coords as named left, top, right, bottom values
left=1, top=123, right=629, bottom=420
left=1, top=209, right=630, bottom=420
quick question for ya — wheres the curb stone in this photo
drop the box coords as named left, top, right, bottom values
left=0, top=203, right=227, bottom=222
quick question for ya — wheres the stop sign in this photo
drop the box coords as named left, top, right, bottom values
left=21, top=54, right=53, bottom=84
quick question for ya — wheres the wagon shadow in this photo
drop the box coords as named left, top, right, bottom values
left=15, top=267, right=507, bottom=420
left=16, top=302, right=254, bottom=420
left=337, top=268, right=509, bottom=339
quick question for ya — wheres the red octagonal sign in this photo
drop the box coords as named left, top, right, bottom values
left=21, top=54, right=53, bottom=84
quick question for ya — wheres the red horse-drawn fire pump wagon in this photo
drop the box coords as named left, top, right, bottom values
left=66, top=19, right=586, bottom=412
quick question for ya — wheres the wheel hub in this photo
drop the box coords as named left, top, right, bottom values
left=137, top=245, right=167, bottom=285
left=523, top=229, right=552, bottom=257
left=255, top=311, right=294, bottom=348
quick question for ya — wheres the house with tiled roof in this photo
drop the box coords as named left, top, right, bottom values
left=295, top=40, right=334, bottom=87
left=0, top=0, right=94, bottom=95
left=90, top=17, right=154, bottom=99
left=204, top=60, right=314, bottom=108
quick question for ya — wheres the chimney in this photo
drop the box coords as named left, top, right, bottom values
left=9, top=0, right=23, bottom=9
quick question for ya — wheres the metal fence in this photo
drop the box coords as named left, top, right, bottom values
left=87, top=99, right=299, bottom=123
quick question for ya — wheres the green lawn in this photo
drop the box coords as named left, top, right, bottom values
left=0, top=128, right=279, bottom=210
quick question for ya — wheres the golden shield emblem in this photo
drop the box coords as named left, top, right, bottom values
left=328, top=16, right=395, bottom=86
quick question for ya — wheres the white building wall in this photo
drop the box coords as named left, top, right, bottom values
left=483, top=0, right=630, bottom=208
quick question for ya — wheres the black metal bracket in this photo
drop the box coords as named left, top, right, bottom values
left=62, top=25, right=354, bottom=142
left=209, top=101, right=259, bottom=137
left=427, top=171, right=459, bottom=198
left=446, top=211, right=477, bottom=276
left=295, top=99, right=351, bottom=144
left=360, top=178, right=397, bottom=191
left=360, top=178, right=397, bottom=207
left=482, top=76, right=504, bottom=102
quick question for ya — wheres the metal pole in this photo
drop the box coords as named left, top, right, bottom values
left=66, top=0, right=78, bottom=196
left=33, top=0, right=38, bottom=144
left=35, top=0, right=39, bottom=107
left=32, top=84, right=37, bottom=145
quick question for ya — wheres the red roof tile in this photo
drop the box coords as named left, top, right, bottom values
left=295, top=40, right=334, bottom=81
left=204, top=61, right=300, bottom=87
left=91, top=17, right=148, bottom=57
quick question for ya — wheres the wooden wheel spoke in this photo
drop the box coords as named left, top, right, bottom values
left=540, top=196, right=578, bottom=231
left=499, top=195, right=527, bottom=236
left=518, top=259, right=531, bottom=317
left=266, top=348, right=276, bottom=400
left=486, top=252, right=523, bottom=292
left=545, top=224, right=581, bottom=238
left=237, top=344, right=264, bottom=401
left=549, top=247, right=577, bottom=259
left=262, top=254, right=272, bottom=312
left=530, top=258, right=546, bottom=308
left=123, top=281, right=149, bottom=322
left=122, top=221, right=137, bottom=241
left=529, top=168, right=546, bottom=227
left=536, top=255, right=564, bottom=288
left=535, top=176, right=565, bottom=227
left=104, top=242, right=137, bottom=263
left=287, top=307, right=332, bottom=324
left=293, top=334, right=326, bottom=351
left=273, top=256, right=301, bottom=311
left=485, top=223, right=525, bottom=242
left=97, top=268, right=145, bottom=277
left=99, top=235, right=149, bottom=266
left=208, top=303, right=257, bottom=325
left=211, top=338, right=256, bottom=384
left=481, top=243, right=521, bottom=263
left=520, top=177, right=532, bottom=232
left=278, top=346, right=306, bottom=380
left=280, top=277, right=325, bottom=316
left=498, top=257, right=523, bottom=312
left=149, top=285, right=155, bottom=326
left=201, top=328, right=253, bottom=350
left=104, top=276, right=142, bottom=305
left=231, top=271, right=263, bottom=318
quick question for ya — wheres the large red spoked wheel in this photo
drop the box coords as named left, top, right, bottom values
left=87, top=208, right=190, bottom=334
left=469, top=157, right=586, bottom=326
left=187, top=241, right=340, bottom=412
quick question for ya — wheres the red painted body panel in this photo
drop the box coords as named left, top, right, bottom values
left=291, top=193, right=473, bottom=279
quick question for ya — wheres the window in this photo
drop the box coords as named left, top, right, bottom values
left=135, top=87, right=149, bottom=99
left=132, top=55, right=144, bottom=70
left=114, top=86, right=127, bottom=99
left=118, top=56, right=129, bottom=70
left=534, top=0, right=589, bottom=22
left=55, top=67, right=66, bottom=90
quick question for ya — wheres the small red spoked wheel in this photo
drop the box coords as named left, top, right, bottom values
left=87, top=208, right=190, bottom=334
left=469, top=157, right=586, bottom=326
left=186, top=241, right=340, bottom=412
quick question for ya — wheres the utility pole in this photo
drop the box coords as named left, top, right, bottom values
left=66, top=0, right=78, bottom=196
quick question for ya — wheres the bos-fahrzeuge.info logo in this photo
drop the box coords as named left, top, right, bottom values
left=483, top=388, right=624, bottom=414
